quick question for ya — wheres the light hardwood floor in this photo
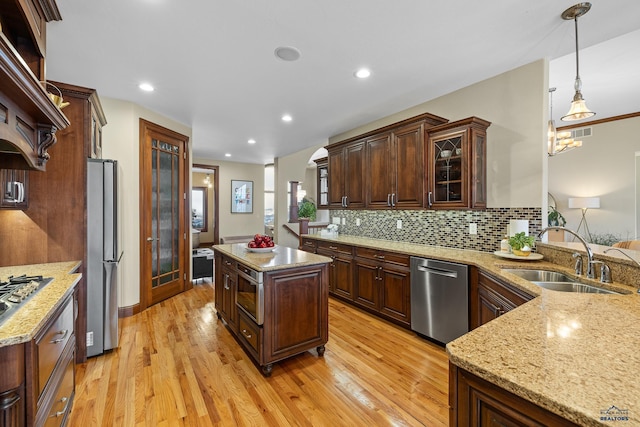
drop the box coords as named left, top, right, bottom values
left=68, top=280, right=449, bottom=426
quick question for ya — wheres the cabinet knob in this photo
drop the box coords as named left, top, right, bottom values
left=242, top=329, right=252, bottom=339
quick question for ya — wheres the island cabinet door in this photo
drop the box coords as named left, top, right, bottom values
left=262, top=264, right=329, bottom=365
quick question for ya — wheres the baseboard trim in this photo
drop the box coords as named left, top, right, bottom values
left=119, top=304, right=140, bottom=318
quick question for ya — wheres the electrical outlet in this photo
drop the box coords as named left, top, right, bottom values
left=469, top=223, right=478, bottom=235
left=332, top=217, right=341, bottom=225
left=87, top=331, right=94, bottom=347
left=341, top=217, right=346, bottom=225
left=356, top=218, right=361, bottom=226
left=397, top=220, right=402, bottom=229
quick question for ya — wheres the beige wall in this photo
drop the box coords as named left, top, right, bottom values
left=549, top=116, right=640, bottom=240
left=274, top=145, right=326, bottom=249
left=330, top=59, right=549, bottom=209
left=192, top=158, right=265, bottom=240
left=101, top=97, right=192, bottom=309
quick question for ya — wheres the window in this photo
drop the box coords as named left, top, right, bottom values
left=191, top=187, right=208, bottom=232
left=264, top=164, right=274, bottom=226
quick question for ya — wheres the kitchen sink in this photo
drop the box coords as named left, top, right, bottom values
left=502, top=268, right=621, bottom=294
left=502, top=269, right=574, bottom=283
left=532, top=281, right=619, bottom=294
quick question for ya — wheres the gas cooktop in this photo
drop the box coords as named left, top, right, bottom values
left=0, top=275, right=53, bottom=325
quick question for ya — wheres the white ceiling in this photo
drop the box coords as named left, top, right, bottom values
left=46, top=1, right=640, bottom=165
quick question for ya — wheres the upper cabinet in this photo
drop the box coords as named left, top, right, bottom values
left=327, top=141, right=366, bottom=209
left=0, top=0, right=69, bottom=171
left=314, top=157, right=328, bottom=208
left=426, top=117, right=491, bottom=210
left=326, top=112, right=449, bottom=210
left=365, top=121, right=426, bottom=209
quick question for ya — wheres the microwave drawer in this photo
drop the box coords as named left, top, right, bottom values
left=36, top=296, right=74, bottom=396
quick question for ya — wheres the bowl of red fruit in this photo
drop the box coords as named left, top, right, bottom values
left=246, top=234, right=277, bottom=252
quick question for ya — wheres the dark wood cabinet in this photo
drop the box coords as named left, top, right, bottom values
left=214, top=253, right=237, bottom=333
left=317, top=241, right=354, bottom=299
left=0, top=0, right=68, bottom=172
left=327, top=141, right=365, bottom=209
left=450, top=363, right=579, bottom=427
left=365, top=122, right=426, bottom=209
left=299, top=237, right=317, bottom=253
left=470, top=269, right=534, bottom=330
left=0, top=169, right=28, bottom=209
left=214, top=250, right=329, bottom=376
left=426, top=117, right=490, bottom=209
left=314, top=157, right=328, bottom=208
left=353, top=247, right=411, bottom=326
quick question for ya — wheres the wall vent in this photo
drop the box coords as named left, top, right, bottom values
left=572, top=127, right=592, bottom=138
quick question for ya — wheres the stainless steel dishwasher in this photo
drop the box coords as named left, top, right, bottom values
left=410, top=257, right=469, bottom=344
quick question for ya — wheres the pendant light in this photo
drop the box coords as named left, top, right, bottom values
left=548, top=88, right=582, bottom=156
left=561, top=2, right=595, bottom=121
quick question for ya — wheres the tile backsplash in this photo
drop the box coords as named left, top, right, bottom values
left=328, top=208, right=542, bottom=253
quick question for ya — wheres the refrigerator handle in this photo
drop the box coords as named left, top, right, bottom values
left=102, top=258, right=120, bottom=351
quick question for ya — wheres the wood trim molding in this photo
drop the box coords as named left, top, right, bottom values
left=557, top=111, right=640, bottom=131
left=118, top=304, right=140, bottom=318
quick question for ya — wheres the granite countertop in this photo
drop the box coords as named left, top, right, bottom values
left=302, top=233, right=640, bottom=426
left=213, top=243, right=332, bottom=272
left=0, top=261, right=81, bottom=347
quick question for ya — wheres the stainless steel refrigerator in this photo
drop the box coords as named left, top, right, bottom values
left=87, top=159, right=122, bottom=357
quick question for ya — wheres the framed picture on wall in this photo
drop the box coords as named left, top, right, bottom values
left=231, top=180, right=253, bottom=213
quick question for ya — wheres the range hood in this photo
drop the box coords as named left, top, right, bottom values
left=0, top=5, right=69, bottom=171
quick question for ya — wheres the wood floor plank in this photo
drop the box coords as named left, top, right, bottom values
left=68, top=279, right=449, bottom=426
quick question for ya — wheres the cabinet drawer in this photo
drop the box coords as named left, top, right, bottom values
left=36, top=298, right=74, bottom=396
left=317, top=241, right=352, bottom=256
left=355, top=248, right=409, bottom=268
left=238, top=311, right=260, bottom=354
left=36, top=350, right=75, bottom=427
left=300, top=238, right=317, bottom=252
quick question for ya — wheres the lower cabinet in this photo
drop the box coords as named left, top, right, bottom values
left=471, top=269, right=534, bottom=330
left=215, top=254, right=238, bottom=332
left=353, top=247, right=411, bottom=327
left=30, top=293, right=76, bottom=427
left=449, top=363, right=579, bottom=427
left=316, top=241, right=354, bottom=299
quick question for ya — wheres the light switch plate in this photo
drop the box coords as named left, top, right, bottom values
left=397, top=220, right=402, bottom=229
left=356, top=218, right=361, bottom=226
left=341, top=217, right=346, bottom=225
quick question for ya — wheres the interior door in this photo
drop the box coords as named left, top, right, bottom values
left=139, top=119, right=190, bottom=308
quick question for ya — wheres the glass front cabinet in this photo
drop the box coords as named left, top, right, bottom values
left=426, top=117, right=490, bottom=209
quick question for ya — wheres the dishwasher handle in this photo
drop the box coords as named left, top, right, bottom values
left=415, top=264, right=458, bottom=278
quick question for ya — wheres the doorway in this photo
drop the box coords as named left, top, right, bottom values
left=139, top=119, right=190, bottom=309
left=193, top=164, right=220, bottom=246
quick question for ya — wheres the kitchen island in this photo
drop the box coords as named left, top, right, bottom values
left=213, top=243, right=331, bottom=376
left=299, top=233, right=640, bottom=426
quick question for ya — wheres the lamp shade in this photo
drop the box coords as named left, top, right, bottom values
left=568, top=197, right=600, bottom=209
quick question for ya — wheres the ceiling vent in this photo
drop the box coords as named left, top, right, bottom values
left=571, top=127, right=592, bottom=138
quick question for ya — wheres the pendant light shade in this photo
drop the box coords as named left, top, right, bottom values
left=561, top=2, right=595, bottom=122
left=548, top=88, right=582, bottom=156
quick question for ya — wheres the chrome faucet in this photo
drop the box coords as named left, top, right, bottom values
left=538, top=226, right=597, bottom=279
left=603, top=247, right=640, bottom=290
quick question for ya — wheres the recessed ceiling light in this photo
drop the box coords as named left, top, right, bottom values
left=354, top=68, right=371, bottom=79
left=225, top=153, right=231, bottom=157
left=281, top=114, right=293, bottom=122
left=138, top=82, right=154, bottom=92
left=248, top=139, right=256, bottom=144
left=274, top=46, right=301, bottom=61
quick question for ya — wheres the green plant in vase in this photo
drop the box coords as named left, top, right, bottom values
left=298, top=197, right=317, bottom=221
left=548, top=206, right=566, bottom=227
left=508, top=232, right=536, bottom=257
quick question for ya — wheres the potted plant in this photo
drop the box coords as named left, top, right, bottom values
left=508, top=232, right=536, bottom=257
left=298, top=197, right=317, bottom=221
left=548, top=206, right=566, bottom=227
